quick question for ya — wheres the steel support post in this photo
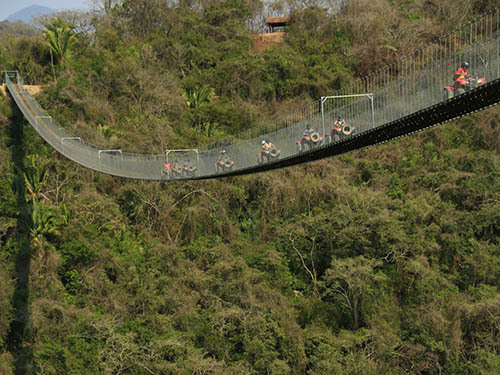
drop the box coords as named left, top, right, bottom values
left=98, top=149, right=123, bottom=170
left=35, top=115, right=51, bottom=130
left=61, top=137, right=82, bottom=145
left=165, top=149, right=199, bottom=164
left=321, top=94, right=375, bottom=135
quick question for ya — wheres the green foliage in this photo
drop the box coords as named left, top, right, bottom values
left=43, top=18, right=76, bottom=66
left=29, top=202, right=58, bottom=245
left=60, top=239, right=97, bottom=269
left=23, top=154, right=50, bottom=202
left=321, top=256, right=386, bottom=330
left=183, top=85, right=224, bottom=136
left=1, top=1, right=500, bottom=373
left=183, top=86, right=215, bottom=110
left=0, top=174, right=16, bottom=219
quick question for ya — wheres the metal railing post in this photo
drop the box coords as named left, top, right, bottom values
left=321, top=94, right=375, bottom=132
left=98, top=149, right=123, bottom=171
left=61, top=137, right=82, bottom=145
left=369, top=94, right=375, bottom=129
left=321, top=96, right=326, bottom=137
left=61, top=137, right=82, bottom=153
left=35, top=115, right=51, bottom=130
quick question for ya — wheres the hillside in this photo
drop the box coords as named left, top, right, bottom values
left=1, top=1, right=500, bottom=374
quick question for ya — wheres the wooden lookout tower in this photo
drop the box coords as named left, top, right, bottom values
left=252, top=16, right=289, bottom=52
left=265, top=16, right=289, bottom=33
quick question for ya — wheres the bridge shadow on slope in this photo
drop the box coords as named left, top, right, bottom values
left=6, top=101, right=34, bottom=374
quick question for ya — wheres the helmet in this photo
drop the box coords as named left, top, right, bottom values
left=261, top=140, right=266, bottom=145
left=338, top=115, right=343, bottom=121
left=220, top=149, right=226, bottom=154
left=461, top=61, right=469, bottom=69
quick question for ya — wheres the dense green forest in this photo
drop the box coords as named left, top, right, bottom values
left=1, top=0, right=500, bottom=373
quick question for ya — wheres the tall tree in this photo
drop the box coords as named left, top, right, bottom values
left=321, top=256, right=385, bottom=329
left=43, top=18, right=75, bottom=79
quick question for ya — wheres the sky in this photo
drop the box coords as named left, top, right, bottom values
left=0, top=0, right=92, bottom=21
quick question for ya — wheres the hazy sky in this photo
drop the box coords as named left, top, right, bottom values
left=0, top=0, right=92, bottom=21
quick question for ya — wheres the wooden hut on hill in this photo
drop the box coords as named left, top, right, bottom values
left=265, top=16, right=289, bottom=33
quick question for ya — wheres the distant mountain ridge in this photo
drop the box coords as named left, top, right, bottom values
left=6, top=5, right=54, bottom=23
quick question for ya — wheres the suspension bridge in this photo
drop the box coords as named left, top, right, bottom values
left=3, top=9, right=500, bottom=181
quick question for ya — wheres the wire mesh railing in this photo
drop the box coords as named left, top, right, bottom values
left=3, top=8, right=500, bottom=181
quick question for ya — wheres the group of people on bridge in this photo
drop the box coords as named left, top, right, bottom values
left=160, top=61, right=485, bottom=179
left=160, top=114, right=357, bottom=178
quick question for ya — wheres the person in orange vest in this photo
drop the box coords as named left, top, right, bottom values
left=453, top=61, right=469, bottom=95
left=161, top=161, right=171, bottom=178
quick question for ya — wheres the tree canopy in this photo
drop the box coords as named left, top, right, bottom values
left=1, top=0, right=500, bottom=374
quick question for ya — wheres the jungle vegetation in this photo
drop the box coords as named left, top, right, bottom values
left=0, top=0, right=499, bottom=374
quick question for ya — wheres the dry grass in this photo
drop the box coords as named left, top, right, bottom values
left=0, top=84, right=43, bottom=97
left=252, top=32, right=285, bottom=52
